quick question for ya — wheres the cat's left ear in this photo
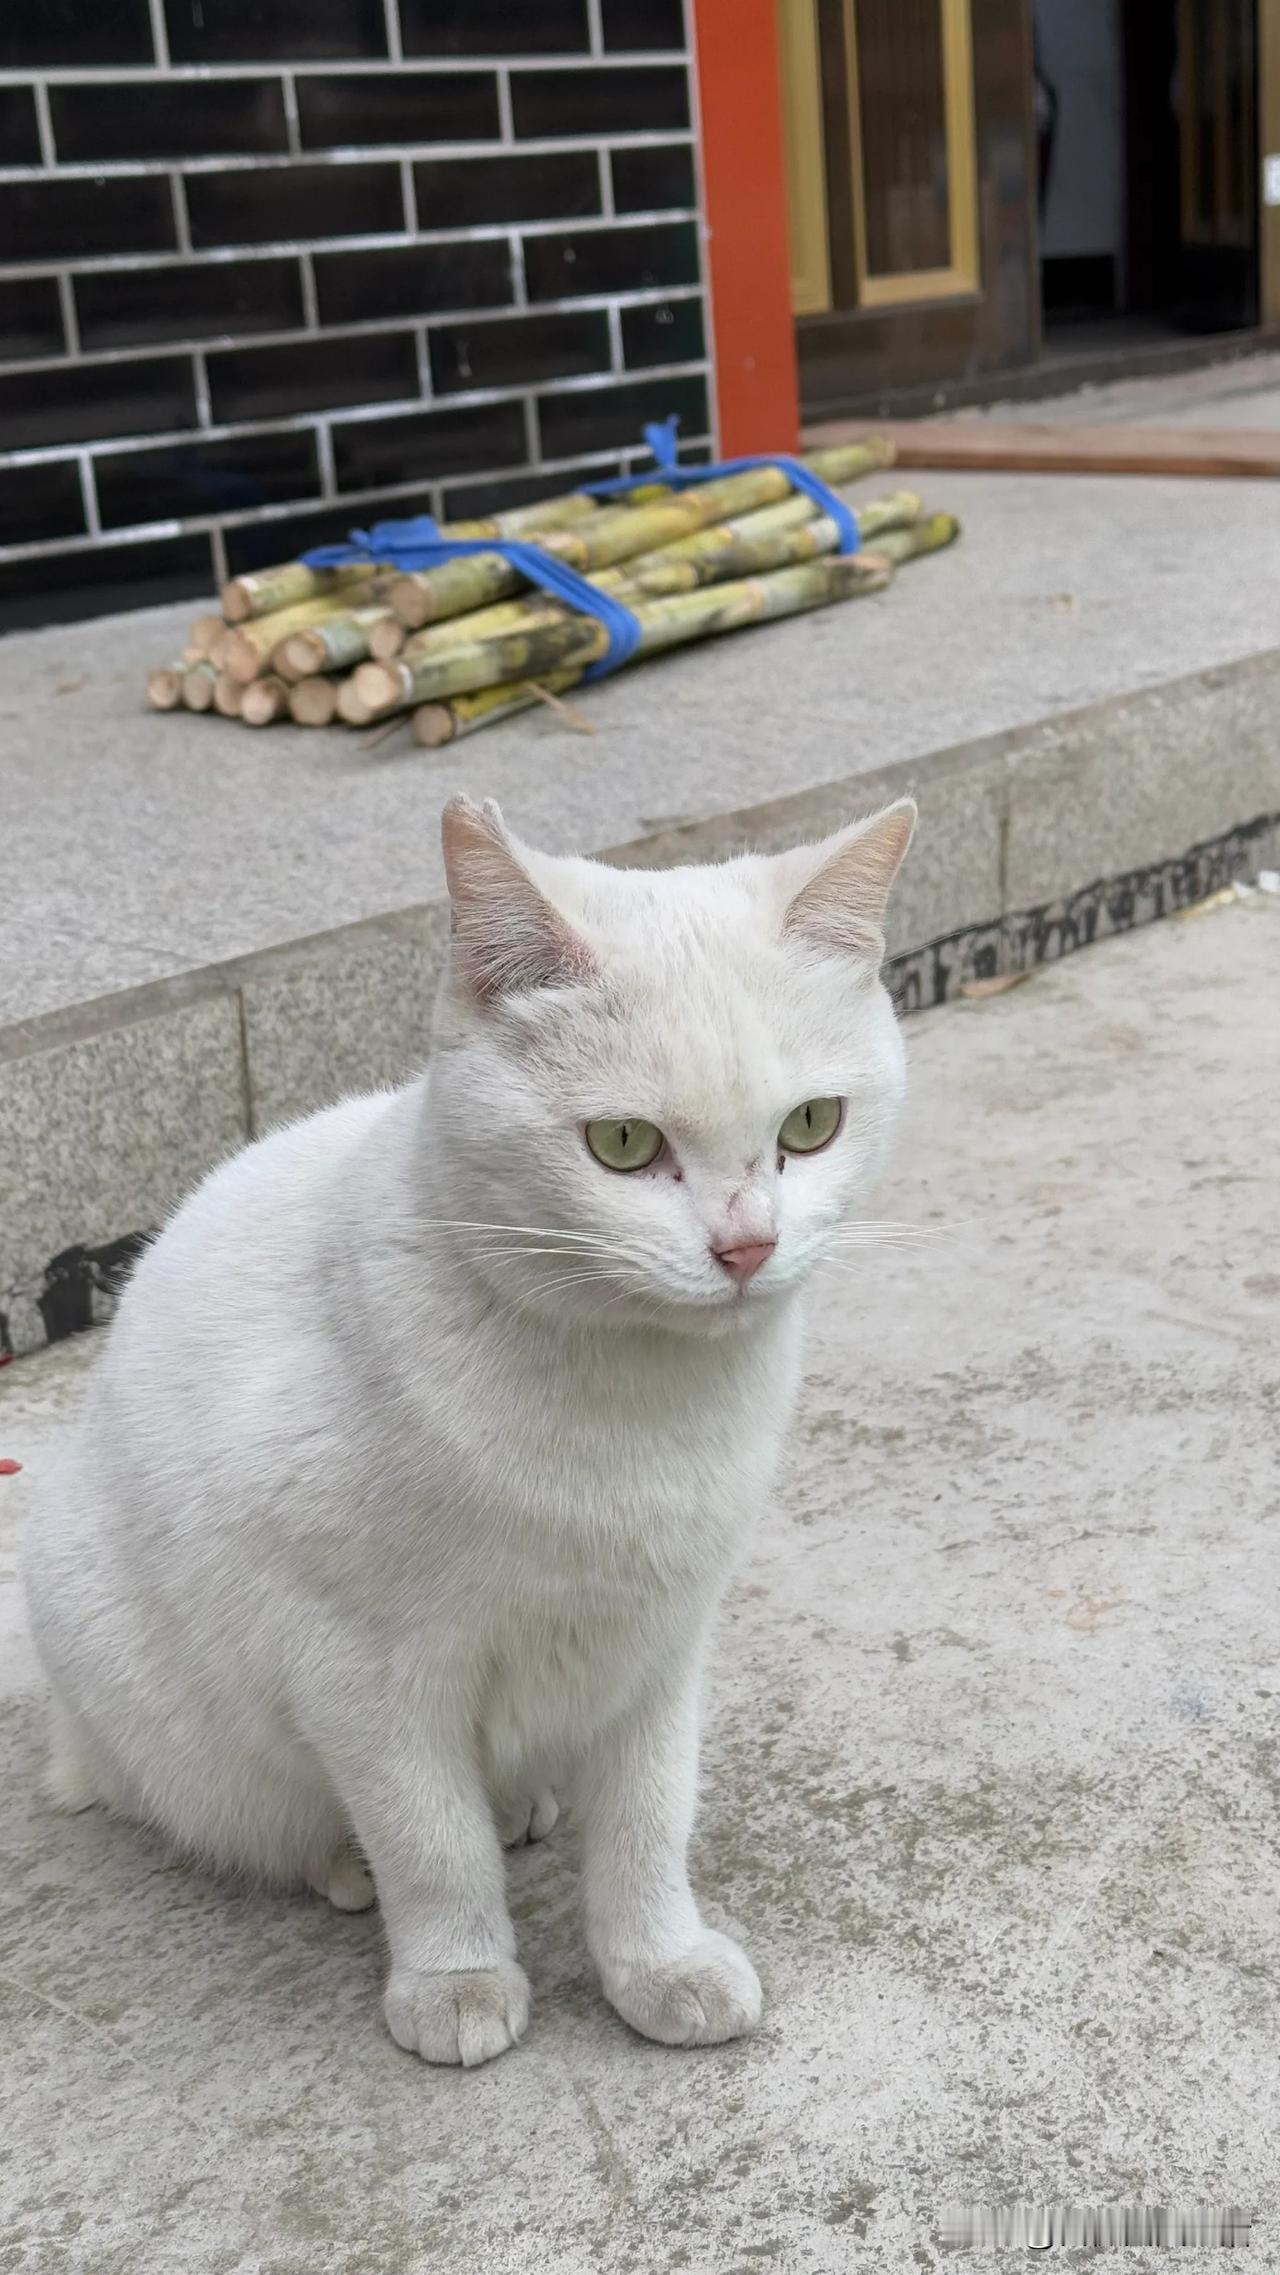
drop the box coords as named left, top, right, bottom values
left=777, top=798, right=916, bottom=963
left=441, top=795, right=597, bottom=1002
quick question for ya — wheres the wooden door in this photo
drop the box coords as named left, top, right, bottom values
left=776, top=0, right=980, bottom=315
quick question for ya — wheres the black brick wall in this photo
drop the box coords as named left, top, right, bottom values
left=0, top=0, right=710, bottom=630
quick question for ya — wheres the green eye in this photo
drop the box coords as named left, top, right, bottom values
left=778, top=1097, right=842, bottom=1154
left=584, top=1117, right=664, bottom=1172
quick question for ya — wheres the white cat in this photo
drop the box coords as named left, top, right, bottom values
left=23, top=792, right=914, bottom=2067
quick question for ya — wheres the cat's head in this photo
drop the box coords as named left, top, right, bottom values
left=429, top=795, right=915, bottom=1337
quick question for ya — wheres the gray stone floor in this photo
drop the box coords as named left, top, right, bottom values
left=3, top=894, right=1278, bottom=2274
left=5, top=355, right=1280, bottom=1025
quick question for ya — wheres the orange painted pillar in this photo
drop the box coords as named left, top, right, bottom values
left=692, top=0, right=802, bottom=454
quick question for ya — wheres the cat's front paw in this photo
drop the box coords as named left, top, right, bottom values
left=600, top=1931, right=762, bottom=2048
left=384, top=1962, right=530, bottom=2067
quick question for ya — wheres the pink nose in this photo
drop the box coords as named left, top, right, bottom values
left=713, top=1239, right=777, bottom=1285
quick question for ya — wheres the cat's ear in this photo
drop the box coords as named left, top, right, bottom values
left=778, top=798, right=916, bottom=963
left=441, top=795, right=597, bottom=1002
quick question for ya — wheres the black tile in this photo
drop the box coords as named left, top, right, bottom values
left=95, top=428, right=319, bottom=530
left=50, top=78, right=289, bottom=164
left=537, top=370, right=707, bottom=458
left=524, top=219, right=699, bottom=300
left=0, top=177, right=177, bottom=265
left=429, top=309, right=610, bottom=395
left=0, top=279, right=65, bottom=363
left=415, top=151, right=601, bottom=233
left=223, top=495, right=431, bottom=573
left=441, top=453, right=626, bottom=520
left=186, top=162, right=404, bottom=247
left=0, top=357, right=197, bottom=450
left=620, top=295, right=704, bottom=368
left=600, top=0, right=686, bottom=49
left=0, top=533, right=214, bottom=634
left=511, top=64, right=689, bottom=138
left=314, top=240, right=512, bottom=324
left=0, top=462, right=86, bottom=549
left=0, top=86, right=42, bottom=166
left=75, top=257, right=305, bottom=351
left=1, top=0, right=155, bottom=69
left=208, top=331, right=420, bottom=423
left=165, top=0, right=387, bottom=63
left=610, top=142, right=696, bottom=213
left=298, top=71, right=500, bottom=148
left=332, top=399, right=526, bottom=494
left=400, top=0, right=588, bottom=55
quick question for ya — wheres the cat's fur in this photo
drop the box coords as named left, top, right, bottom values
left=23, top=793, right=914, bottom=2066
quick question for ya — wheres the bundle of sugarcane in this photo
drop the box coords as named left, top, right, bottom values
left=142, top=437, right=961, bottom=740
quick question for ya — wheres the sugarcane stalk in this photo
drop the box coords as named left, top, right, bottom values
left=145, top=661, right=188, bottom=711
left=399, top=575, right=641, bottom=666
left=223, top=595, right=381, bottom=683
left=288, top=676, right=340, bottom=727
left=213, top=671, right=243, bottom=718
left=358, top=552, right=894, bottom=720
left=336, top=674, right=377, bottom=726
left=855, top=510, right=960, bottom=565
left=240, top=675, right=289, bottom=727
left=182, top=660, right=219, bottom=711
left=387, top=440, right=895, bottom=630
left=412, top=668, right=587, bottom=749
left=219, top=489, right=616, bottom=625
left=220, top=561, right=383, bottom=625
left=184, top=613, right=226, bottom=662
left=621, top=490, right=926, bottom=596
left=367, top=615, right=409, bottom=661
left=275, top=603, right=402, bottom=680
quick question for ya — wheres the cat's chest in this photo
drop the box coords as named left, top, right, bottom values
left=442, top=1317, right=795, bottom=1546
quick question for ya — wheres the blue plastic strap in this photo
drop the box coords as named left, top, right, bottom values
left=584, top=415, right=861, bottom=554
left=299, top=521, right=643, bottom=680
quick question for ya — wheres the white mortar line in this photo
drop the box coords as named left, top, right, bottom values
left=169, top=171, right=192, bottom=255
left=145, top=0, right=170, bottom=68
left=31, top=80, right=56, bottom=166
left=55, top=272, right=80, bottom=355
left=0, top=286, right=704, bottom=378
left=190, top=346, right=213, bottom=426
left=606, top=302, right=624, bottom=372
left=0, top=133, right=695, bottom=186
left=280, top=72, right=302, bottom=158
left=0, top=209, right=695, bottom=277
left=76, top=450, right=101, bottom=537
left=0, top=54, right=689, bottom=83
left=495, top=67, right=514, bottom=143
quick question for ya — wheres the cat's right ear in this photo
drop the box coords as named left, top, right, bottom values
left=441, top=796, right=596, bottom=1003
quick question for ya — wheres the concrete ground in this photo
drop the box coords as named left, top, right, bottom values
left=5, top=353, right=1280, bottom=1025
left=2, top=894, right=1277, bottom=2274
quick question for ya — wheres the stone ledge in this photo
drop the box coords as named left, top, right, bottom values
left=3, top=652, right=1278, bottom=1363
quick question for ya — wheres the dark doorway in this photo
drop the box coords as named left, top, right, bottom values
left=1033, top=0, right=1259, bottom=360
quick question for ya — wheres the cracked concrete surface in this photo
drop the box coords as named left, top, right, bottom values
left=2, top=899, right=1278, bottom=2273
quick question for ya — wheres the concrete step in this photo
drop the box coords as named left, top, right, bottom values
left=4, top=645, right=1278, bottom=1362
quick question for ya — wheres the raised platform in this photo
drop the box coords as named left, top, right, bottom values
left=4, top=357, right=1280, bottom=1357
